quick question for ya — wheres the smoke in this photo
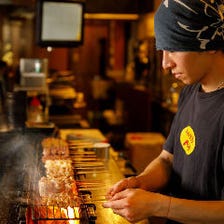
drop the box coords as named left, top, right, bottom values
left=0, top=130, right=46, bottom=201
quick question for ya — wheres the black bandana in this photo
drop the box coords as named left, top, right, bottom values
left=154, top=0, right=224, bottom=51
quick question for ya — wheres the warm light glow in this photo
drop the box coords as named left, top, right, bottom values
left=47, top=46, right=53, bottom=52
left=84, top=13, right=139, bottom=20
left=61, top=206, right=80, bottom=224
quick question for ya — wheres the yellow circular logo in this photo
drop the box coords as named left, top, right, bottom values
left=180, top=126, right=196, bottom=155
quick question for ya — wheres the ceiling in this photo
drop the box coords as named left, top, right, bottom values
left=0, top=0, right=153, bottom=14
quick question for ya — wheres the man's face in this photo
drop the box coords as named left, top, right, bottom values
left=162, top=51, right=214, bottom=85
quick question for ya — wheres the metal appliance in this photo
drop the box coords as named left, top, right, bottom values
left=20, top=58, right=48, bottom=88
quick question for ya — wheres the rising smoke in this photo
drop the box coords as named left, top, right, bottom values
left=0, top=130, right=46, bottom=201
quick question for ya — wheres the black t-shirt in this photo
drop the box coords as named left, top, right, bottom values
left=163, top=84, right=224, bottom=223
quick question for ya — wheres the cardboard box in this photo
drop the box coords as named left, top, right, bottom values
left=125, top=132, right=165, bottom=174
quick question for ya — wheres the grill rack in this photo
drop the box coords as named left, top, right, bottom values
left=31, top=205, right=81, bottom=220
left=30, top=203, right=96, bottom=223
left=30, top=191, right=97, bottom=223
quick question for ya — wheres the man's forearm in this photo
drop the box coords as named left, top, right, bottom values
left=167, top=196, right=224, bottom=224
left=136, top=150, right=173, bottom=191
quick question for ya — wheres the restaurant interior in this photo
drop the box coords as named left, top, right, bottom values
left=0, top=1, right=184, bottom=223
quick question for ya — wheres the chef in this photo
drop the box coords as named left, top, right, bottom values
left=103, top=0, right=224, bottom=223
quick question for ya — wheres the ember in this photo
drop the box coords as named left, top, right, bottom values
left=29, top=205, right=81, bottom=223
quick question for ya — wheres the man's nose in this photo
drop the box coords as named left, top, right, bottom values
left=162, top=51, right=174, bottom=70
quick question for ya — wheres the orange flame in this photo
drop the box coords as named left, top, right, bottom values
left=61, top=207, right=80, bottom=224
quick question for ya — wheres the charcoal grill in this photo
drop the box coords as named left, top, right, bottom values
left=0, top=131, right=103, bottom=224
left=25, top=147, right=98, bottom=223
left=27, top=185, right=97, bottom=224
left=29, top=201, right=96, bottom=223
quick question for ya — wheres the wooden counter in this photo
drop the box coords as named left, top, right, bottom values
left=59, top=129, right=149, bottom=224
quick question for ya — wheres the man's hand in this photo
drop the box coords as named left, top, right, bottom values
left=106, top=176, right=139, bottom=199
left=103, top=188, right=169, bottom=223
